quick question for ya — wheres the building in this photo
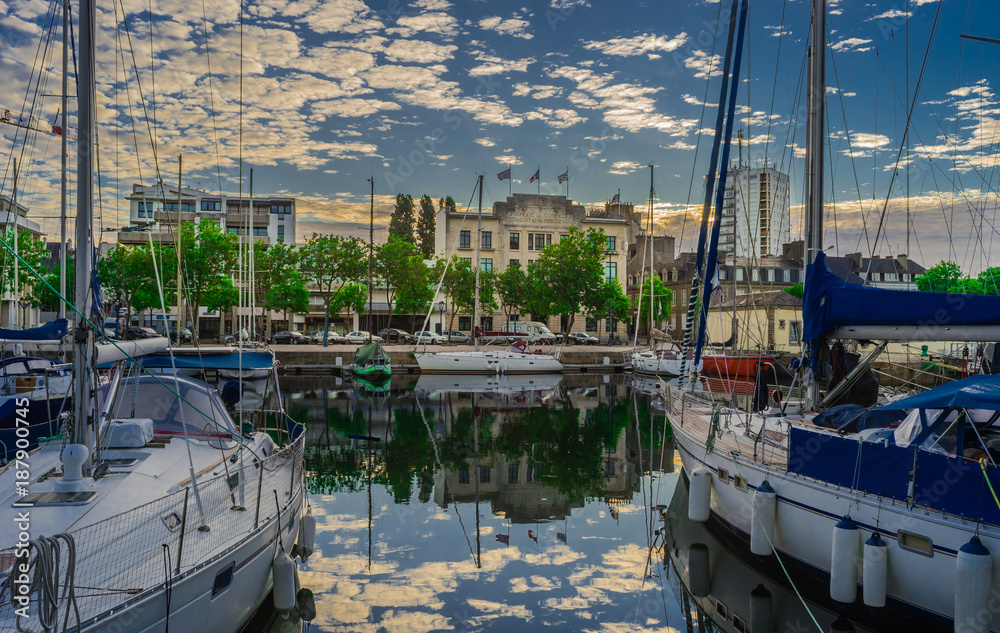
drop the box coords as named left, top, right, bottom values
left=0, top=195, right=45, bottom=328
left=720, top=165, right=790, bottom=258
left=823, top=253, right=926, bottom=290
left=433, top=193, right=641, bottom=340
left=119, top=182, right=295, bottom=246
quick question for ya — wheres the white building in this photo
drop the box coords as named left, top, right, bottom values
left=0, top=195, right=45, bottom=328
left=719, top=165, right=790, bottom=259
left=119, top=182, right=295, bottom=246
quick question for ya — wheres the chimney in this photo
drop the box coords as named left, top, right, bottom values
left=897, top=253, right=908, bottom=270
left=847, top=252, right=862, bottom=270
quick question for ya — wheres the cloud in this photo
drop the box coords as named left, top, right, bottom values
left=683, top=50, right=722, bottom=78
left=831, top=37, right=872, bottom=52
left=512, top=83, right=565, bottom=100
left=866, top=9, right=910, bottom=21
left=478, top=15, right=533, bottom=39
left=468, top=53, right=536, bottom=77
left=582, top=33, right=688, bottom=59
left=386, top=12, right=460, bottom=38
left=383, top=39, right=457, bottom=64
left=474, top=138, right=497, bottom=147
left=607, top=160, right=643, bottom=175
left=550, top=0, right=589, bottom=8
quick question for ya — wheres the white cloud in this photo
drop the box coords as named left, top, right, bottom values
left=386, top=12, right=460, bottom=38
left=474, top=138, right=497, bottom=147
left=582, top=33, right=688, bottom=59
left=867, top=9, right=910, bottom=21
left=831, top=37, right=872, bottom=52
left=468, top=53, right=535, bottom=76
left=383, top=39, right=457, bottom=64
left=549, top=0, right=589, bottom=8
left=683, top=50, right=722, bottom=79
left=608, top=160, right=643, bottom=175
left=478, top=15, right=533, bottom=39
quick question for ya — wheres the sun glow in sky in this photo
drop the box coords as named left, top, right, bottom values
left=3, top=0, right=1000, bottom=272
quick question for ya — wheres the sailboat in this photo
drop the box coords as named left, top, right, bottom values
left=666, top=2, right=1000, bottom=631
left=415, top=174, right=563, bottom=375
left=349, top=177, right=391, bottom=379
left=0, top=3, right=309, bottom=630
left=630, top=165, right=701, bottom=377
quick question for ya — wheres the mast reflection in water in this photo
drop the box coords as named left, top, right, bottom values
left=285, top=373, right=680, bottom=631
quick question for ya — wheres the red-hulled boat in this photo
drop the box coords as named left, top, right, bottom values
left=701, top=353, right=774, bottom=377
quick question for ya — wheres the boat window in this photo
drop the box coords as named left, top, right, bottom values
left=114, top=377, right=236, bottom=436
left=26, top=359, right=56, bottom=372
left=717, top=468, right=729, bottom=483
left=897, top=530, right=933, bottom=557
left=1, top=361, right=27, bottom=375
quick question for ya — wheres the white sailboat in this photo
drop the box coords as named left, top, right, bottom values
left=0, top=2, right=309, bottom=630
left=668, top=2, right=1000, bottom=632
left=415, top=174, right=563, bottom=375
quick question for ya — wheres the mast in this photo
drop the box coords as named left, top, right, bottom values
left=72, top=0, right=95, bottom=451
left=473, top=174, right=483, bottom=352
left=804, top=0, right=825, bottom=407
left=59, top=0, right=68, bottom=326
left=11, top=159, right=18, bottom=330
left=175, top=155, right=183, bottom=338
left=646, top=166, right=654, bottom=339
left=368, top=177, right=374, bottom=341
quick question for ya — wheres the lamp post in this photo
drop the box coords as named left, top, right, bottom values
left=438, top=300, right=446, bottom=337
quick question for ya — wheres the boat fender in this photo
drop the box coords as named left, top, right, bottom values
left=689, top=542, right=711, bottom=598
left=750, top=480, right=776, bottom=557
left=749, top=583, right=774, bottom=633
left=829, top=616, right=855, bottom=632
left=297, top=510, right=316, bottom=563
left=830, top=516, right=859, bottom=604
left=272, top=549, right=296, bottom=616
left=296, top=588, right=316, bottom=622
left=688, top=468, right=712, bottom=522
left=862, top=532, right=887, bottom=610
left=955, top=536, right=992, bottom=633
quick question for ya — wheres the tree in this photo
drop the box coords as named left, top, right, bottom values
left=266, top=270, right=309, bottom=326
left=376, top=237, right=430, bottom=331
left=530, top=227, right=608, bottom=333
left=328, top=282, right=367, bottom=319
left=179, top=219, right=237, bottom=339
left=438, top=195, right=458, bottom=212
left=32, top=263, right=74, bottom=313
left=586, top=278, right=630, bottom=341
left=416, top=194, right=436, bottom=258
left=979, top=268, right=1000, bottom=295
left=495, top=261, right=529, bottom=323
left=257, top=241, right=300, bottom=337
left=915, top=261, right=962, bottom=293
left=783, top=282, right=804, bottom=299
left=100, top=244, right=163, bottom=328
left=637, top=276, right=673, bottom=331
left=300, top=234, right=367, bottom=343
left=442, top=256, right=476, bottom=333
left=388, top=194, right=416, bottom=244
left=0, top=229, right=51, bottom=314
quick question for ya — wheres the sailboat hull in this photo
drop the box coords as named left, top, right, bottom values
left=700, top=354, right=772, bottom=377
left=668, top=398, right=988, bottom=629
left=415, top=350, right=563, bottom=374
left=631, top=351, right=701, bottom=376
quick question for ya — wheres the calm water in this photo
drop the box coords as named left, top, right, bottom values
left=267, top=373, right=903, bottom=633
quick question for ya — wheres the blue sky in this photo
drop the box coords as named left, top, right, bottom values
left=3, top=0, right=1000, bottom=272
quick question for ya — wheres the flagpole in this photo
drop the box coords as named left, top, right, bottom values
left=536, top=165, right=540, bottom=194
left=509, top=163, right=512, bottom=198
left=565, top=165, right=569, bottom=200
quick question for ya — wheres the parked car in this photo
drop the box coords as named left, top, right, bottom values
left=312, top=330, right=349, bottom=344
left=414, top=331, right=444, bottom=344
left=566, top=332, right=599, bottom=345
left=271, top=330, right=312, bottom=345
left=346, top=331, right=382, bottom=344
left=442, top=331, right=470, bottom=344
left=376, top=328, right=415, bottom=344
left=168, top=327, right=193, bottom=344
left=125, top=325, right=159, bottom=340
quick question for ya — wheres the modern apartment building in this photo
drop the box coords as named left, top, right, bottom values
left=720, top=165, right=790, bottom=258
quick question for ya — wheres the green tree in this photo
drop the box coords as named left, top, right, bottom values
left=257, top=241, right=301, bottom=337
left=179, top=219, right=238, bottom=339
left=531, top=227, right=607, bottom=333
left=328, top=282, right=367, bottom=320
left=523, top=263, right=556, bottom=323
left=416, top=194, right=436, bottom=258
left=783, top=282, right=804, bottom=299
left=32, top=262, right=74, bottom=313
left=100, top=244, right=162, bottom=327
left=0, top=229, right=51, bottom=311
left=637, top=276, right=673, bottom=332
left=495, top=261, right=529, bottom=323
left=979, top=268, right=1000, bottom=295
left=438, top=195, right=458, bottom=212
left=300, top=234, right=367, bottom=341
left=388, top=194, right=416, bottom=244
left=586, top=278, right=630, bottom=340
left=267, top=269, right=309, bottom=327
left=915, top=261, right=962, bottom=293
left=376, top=237, right=422, bottom=329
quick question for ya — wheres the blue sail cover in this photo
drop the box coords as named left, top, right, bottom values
left=803, top=251, right=1000, bottom=342
left=877, top=374, right=1000, bottom=411
left=0, top=318, right=69, bottom=341
left=129, top=350, right=275, bottom=371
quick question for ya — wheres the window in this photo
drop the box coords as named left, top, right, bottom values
left=903, top=274, right=911, bottom=282
left=605, top=460, right=615, bottom=477
left=509, top=259, right=518, bottom=267
left=270, top=203, right=292, bottom=214
left=783, top=269, right=791, bottom=282
left=480, top=467, right=491, bottom=483
left=227, top=227, right=239, bottom=235
left=528, top=233, right=550, bottom=250
left=253, top=227, right=268, bottom=236
left=607, top=236, right=616, bottom=251
left=277, top=225, right=285, bottom=242
left=201, top=200, right=221, bottom=211
left=458, top=470, right=470, bottom=484
left=480, top=258, right=493, bottom=273
left=528, top=233, right=534, bottom=250
left=560, top=234, right=569, bottom=241
left=527, top=463, right=542, bottom=482
left=606, top=261, right=617, bottom=280
left=871, top=272, right=881, bottom=282
left=765, top=268, right=773, bottom=282
left=482, top=231, right=492, bottom=249
left=459, top=257, right=472, bottom=267
left=459, top=316, right=471, bottom=330
left=778, top=319, right=786, bottom=330
left=480, top=316, right=493, bottom=331
left=460, top=230, right=470, bottom=248
left=138, top=210, right=145, bottom=218
left=885, top=273, right=898, bottom=282
left=719, top=268, right=726, bottom=281
left=790, top=321, right=802, bottom=344
left=736, top=268, right=745, bottom=281
left=545, top=233, right=552, bottom=247
left=509, top=232, right=520, bottom=249
left=508, top=464, right=518, bottom=484
left=585, top=318, right=598, bottom=332
left=752, top=268, right=759, bottom=282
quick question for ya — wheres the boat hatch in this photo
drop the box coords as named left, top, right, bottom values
left=897, top=530, right=934, bottom=557
left=104, top=458, right=139, bottom=468
left=14, top=491, right=97, bottom=506
left=163, top=511, right=182, bottom=530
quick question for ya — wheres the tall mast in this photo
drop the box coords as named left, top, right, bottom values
left=368, top=177, right=374, bottom=341
left=59, top=0, right=68, bottom=325
left=175, top=155, right=183, bottom=336
left=11, top=159, right=18, bottom=330
left=805, top=0, right=825, bottom=263
left=473, top=174, right=483, bottom=352
left=72, top=0, right=95, bottom=451
left=646, top=165, right=654, bottom=338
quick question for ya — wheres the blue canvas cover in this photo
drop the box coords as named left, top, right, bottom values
left=876, top=374, right=1000, bottom=411
left=132, top=350, right=275, bottom=371
left=803, top=251, right=1000, bottom=342
left=0, top=318, right=69, bottom=341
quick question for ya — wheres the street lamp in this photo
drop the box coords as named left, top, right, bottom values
left=438, top=300, right=446, bottom=338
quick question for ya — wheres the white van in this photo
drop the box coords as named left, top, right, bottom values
left=501, top=321, right=557, bottom=344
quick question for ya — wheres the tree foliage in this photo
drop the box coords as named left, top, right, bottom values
left=915, top=261, right=963, bottom=293
left=782, top=282, right=804, bottom=299
left=637, top=275, right=673, bottom=328
left=416, top=194, right=436, bottom=258
left=388, top=194, right=416, bottom=244
left=300, top=233, right=367, bottom=331
left=495, top=260, right=529, bottom=323
left=177, top=219, right=238, bottom=337
left=376, top=237, right=436, bottom=331
left=530, top=227, right=608, bottom=333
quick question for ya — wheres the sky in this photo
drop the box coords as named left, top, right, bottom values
left=3, top=0, right=1000, bottom=273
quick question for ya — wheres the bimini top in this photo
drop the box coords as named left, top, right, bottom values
left=803, top=251, right=1000, bottom=342
left=133, top=350, right=275, bottom=371
left=0, top=318, right=68, bottom=342
left=877, top=374, right=1000, bottom=412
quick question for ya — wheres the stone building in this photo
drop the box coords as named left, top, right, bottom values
left=433, top=193, right=641, bottom=341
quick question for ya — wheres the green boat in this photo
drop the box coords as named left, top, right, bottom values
left=349, top=341, right=392, bottom=378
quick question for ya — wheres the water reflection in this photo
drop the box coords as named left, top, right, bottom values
left=288, top=373, right=679, bottom=632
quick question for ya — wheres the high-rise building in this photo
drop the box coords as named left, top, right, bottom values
left=718, top=165, right=790, bottom=258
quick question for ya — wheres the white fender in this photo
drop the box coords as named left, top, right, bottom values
left=830, top=516, right=859, bottom=604
left=272, top=549, right=296, bottom=615
left=862, top=532, right=887, bottom=609
left=750, top=480, right=776, bottom=556
left=688, top=469, right=712, bottom=523
left=955, top=536, right=992, bottom=633
left=297, top=510, right=316, bottom=562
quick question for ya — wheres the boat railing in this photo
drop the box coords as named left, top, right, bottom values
left=0, top=433, right=304, bottom=628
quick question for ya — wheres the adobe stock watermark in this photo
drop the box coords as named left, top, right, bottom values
left=12, top=396, right=32, bottom=619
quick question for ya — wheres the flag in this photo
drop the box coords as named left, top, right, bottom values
left=528, top=530, right=538, bottom=543
left=556, top=532, right=567, bottom=543
left=529, top=168, right=539, bottom=183
left=496, top=534, right=509, bottom=545
left=557, top=170, right=569, bottom=184
left=610, top=193, right=620, bottom=204
left=498, top=167, right=511, bottom=181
